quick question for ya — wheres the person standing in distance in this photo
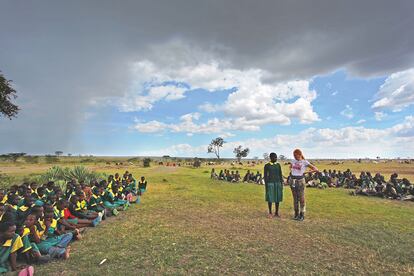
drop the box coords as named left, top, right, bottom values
left=264, top=153, right=284, bottom=218
left=290, top=149, right=319, bottom=221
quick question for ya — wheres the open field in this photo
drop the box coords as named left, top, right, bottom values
left=1, top=160, right=414, bottom=275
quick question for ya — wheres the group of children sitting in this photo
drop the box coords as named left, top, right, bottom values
left=0, top=171, right=148, bottom=274
left=210, top=169, right=264, bottom=185
left=211, top=167, right=413, bottom=202
left=305, top=169, right=414, bottom=200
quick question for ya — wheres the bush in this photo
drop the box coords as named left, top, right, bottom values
left=40, top=165, right=107, bottom=185
left=193, top=158, right=201, bottom=168
left=143, top=158, right=151, bottom=167
left=0, top=173, right=15, bottom=189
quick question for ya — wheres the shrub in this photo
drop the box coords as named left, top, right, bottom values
left=143, top=158, right=151, bottom=167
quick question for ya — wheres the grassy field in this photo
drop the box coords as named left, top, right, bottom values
left=1, top=160, right=414, bottom=275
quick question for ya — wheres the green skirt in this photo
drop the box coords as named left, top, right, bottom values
left=265, top=182, right=283, bottom=203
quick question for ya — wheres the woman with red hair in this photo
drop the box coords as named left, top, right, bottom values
left=289, top=149, right=319, bottom=221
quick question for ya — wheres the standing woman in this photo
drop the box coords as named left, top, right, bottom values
left=264, top=153, right=284, bottom=218
left=290, top=149, right=318, bottom=221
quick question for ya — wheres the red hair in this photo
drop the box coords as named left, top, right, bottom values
left=293, top=149, right=305, bottom=160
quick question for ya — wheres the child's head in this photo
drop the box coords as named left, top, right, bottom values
left=0, top=221, right=16, bottom=240
left=56, top=199, right=68, bottom=210
left=24, top=214, right=37, bottom=228
left=37, top=187, right=45, bottom=197
left=76, top=191, right=85, bottom=201
left=9, top=185, right=18, bottom=194
left=141, top=176, right=145, bottom=181
left=112, top=185, right=119, bottom=193
left=30, top=182, right=38, bottom=190
left=44, top=212, right=54, bottom=222
left=47, top=194, right=57, bottom=204
left=31, top=206, right=44, bottom=220
left=293, top=149, right=304, bottom=161
left=0, top=189, right=5, bottom=201
left=47, top=181, right=55, bottom=189
left=70, top=195, right=79, bottom=205
left=269, top=152, right=277, bottom=162
left=23, top=195, right=34, bottom=207
left=7, top=194, right=19, bottom=206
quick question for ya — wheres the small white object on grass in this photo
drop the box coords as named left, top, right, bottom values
left=99, top=259, right=107, bottom=265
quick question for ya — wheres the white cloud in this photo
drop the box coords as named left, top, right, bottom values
left=100, top=41, right=320, bottom=131
left=374, top=111, right=387, bottom=121
left=132, top=120, right=167, bottom=133
left=133, top=113, right=262, bottom=135
left=372, top=68, right=414, bottom=111
left=356, top=119, right=366, bottom=124
left=145, top=116, right=414, bottom=158
left=331, top=91, right=338, bottom=96
left=340, top=105, right=354, bottom=119
left=114, top=84, right=188, bottom=112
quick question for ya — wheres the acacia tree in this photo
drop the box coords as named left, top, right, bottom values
left=55, top=151, right=63, bottom=157
left=0, top=71, right=19, bottom=119
left=207, top=137, right=225, bottom=159
left=233, top=145, right=249, bottom=162
left=279, top=154, right=287, bottom=161
left=263, top=152, right=269, bottom=161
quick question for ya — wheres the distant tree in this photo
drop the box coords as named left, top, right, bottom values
left=0, top=71, right=19, bottom=119
left=45, top=154, right=59, bottom=164
left=207, top=137, right=225, bottom=159
left=67, top=153, right=72, bottom=157
left=193, top=158, right=201, bottom=168
left=23, top=155, right=39, bottom=164
left=263, top=153, right=269, bottom=161
left=143, top=158, right=151, bottom=167
left=5, top=152, right=26, bottom=162
left=55, top=151, right=63, bottom=157
left=233, top=145, right=249, bottom=162
left=279, top=155, right=287, bottom=161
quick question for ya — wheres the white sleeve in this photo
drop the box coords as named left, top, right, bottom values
left=304, top=160, right=311, bottom=167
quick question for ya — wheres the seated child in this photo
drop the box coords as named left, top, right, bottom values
left=0, top=221, right=34, bottom=274
left=88, top=186, right=118, bottom=217
left=138, top=176, right=148, bottom=194
left=68, top=196, right=102, bottom=227
left=24, top=213, right=72, bottom=259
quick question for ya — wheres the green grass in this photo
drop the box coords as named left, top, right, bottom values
left=23, top=165, right=414, bottom=275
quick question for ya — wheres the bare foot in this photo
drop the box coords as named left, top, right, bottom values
left=274, top=214, right=281, bottom=218
left=63, top=246, right=71, bottom=260
left=76, top=232, right=82, bottom=241
left=267, top=213, right=273, bottom=219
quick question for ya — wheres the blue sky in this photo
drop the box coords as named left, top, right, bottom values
left=1, top=1, right=413, bottom=158
left=75, top=69, right=413, bottom=158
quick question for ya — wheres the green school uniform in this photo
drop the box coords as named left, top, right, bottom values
left=88, top=194, right=104, bottom=212
left=264, top=162, right=284, bottom=203
left=138, top=180, right=147, bottom=193
left=0, top=233, right=24, bottom=273
left=21, top=227, right=34, bottom=254
left=102, top=190, right=123, bottom=208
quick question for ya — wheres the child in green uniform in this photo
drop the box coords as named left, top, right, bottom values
left=263, top=153, right=284, bottom=218
left=138, top=176, right=147, bottom=194
left=0, top=221, right=27, bottom=273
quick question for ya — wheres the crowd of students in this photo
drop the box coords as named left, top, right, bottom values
left=0, top=171, right=148, bottom=274
left=305, top=169, right=414, bottom=200
left=211, top=167, right=414, bottom=202
left=210, top=168, right=264, bottom=184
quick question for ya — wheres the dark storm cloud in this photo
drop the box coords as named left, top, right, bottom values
left=0, top=0, right=413, bottom=153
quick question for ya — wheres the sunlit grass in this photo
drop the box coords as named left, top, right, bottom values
left=10, top=165, right=409, bottom=275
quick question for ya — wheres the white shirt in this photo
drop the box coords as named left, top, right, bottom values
left=291, top=159, right=310, bottom=176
